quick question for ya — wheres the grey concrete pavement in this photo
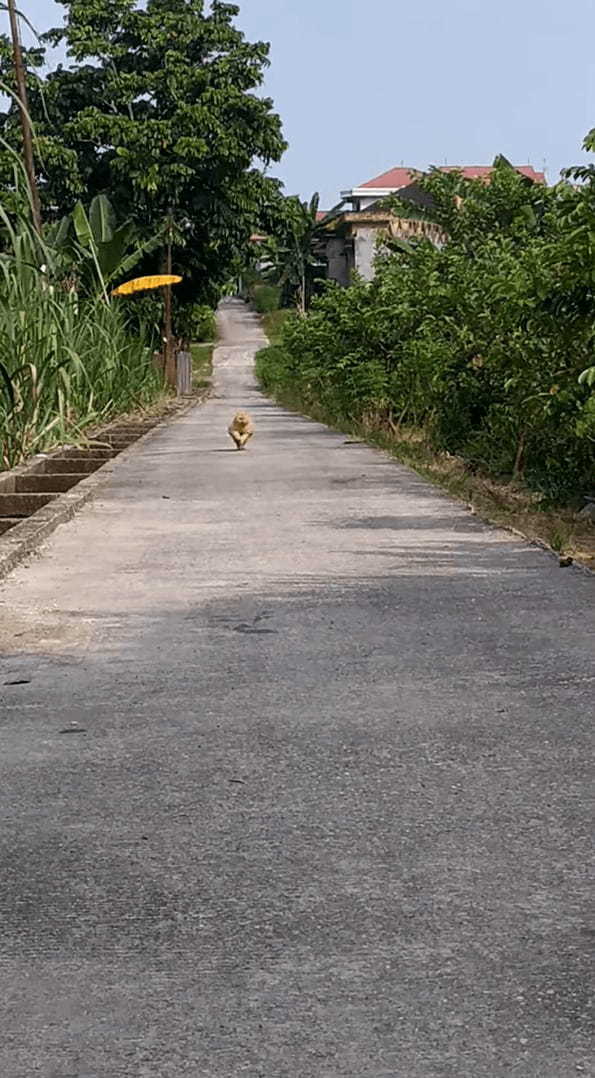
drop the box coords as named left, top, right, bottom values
left=0, top=298, right=593, bottom=1077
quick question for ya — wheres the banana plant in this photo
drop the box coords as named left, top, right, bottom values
left=261, top=193, right=326, bottom=313
left=50, top=194, right=161, bottom=298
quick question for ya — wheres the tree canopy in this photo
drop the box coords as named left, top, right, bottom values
left=0, top=0, right=287, bottom=304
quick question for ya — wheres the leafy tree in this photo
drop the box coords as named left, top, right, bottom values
left=0, top=0, right=286, bottom=308
left=386, top=156, right=554, bottom=249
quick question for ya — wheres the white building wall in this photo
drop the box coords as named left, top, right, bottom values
left=353, top=227, right=380, bottom=282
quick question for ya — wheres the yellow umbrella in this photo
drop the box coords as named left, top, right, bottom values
left=111, top=274, right=182, bottom=296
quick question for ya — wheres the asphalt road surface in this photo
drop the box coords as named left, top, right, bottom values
left=0, top=299, right=593, bottom=1077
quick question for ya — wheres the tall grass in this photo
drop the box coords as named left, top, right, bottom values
left=0, top=173, right=163, bottom=470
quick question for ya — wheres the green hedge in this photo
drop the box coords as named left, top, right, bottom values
left=175, top=303, right=216, bottom=343
left=252, top=284, right=280, bottom=314
left=256, top=164, right=595, bottom=504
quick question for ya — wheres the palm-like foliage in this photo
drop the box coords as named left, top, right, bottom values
left=50, top=193, right=162, bottom=298
left=261, top=193, right=326, bottom=313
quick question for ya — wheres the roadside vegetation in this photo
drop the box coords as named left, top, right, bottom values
left=255, top=154, right=595, bottom=565
left=0, top=0, right=286, bottom=470
left=261, top=309, right=292, bottom=345
left=191, top=343, right=214, bottom=394
left=0, top=179, right=164, bottom=468
left=243, top=191, right=326, bottom=315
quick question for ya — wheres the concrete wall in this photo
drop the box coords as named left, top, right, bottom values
left=325, top=236, right=351, bottom=288
left=353, top=227, right=382, bottom=282
left=325, top=215, right=445, bottom=287
left=325, top=226, right=388, bottom=286
left=359, top=196, right=381, bottom=211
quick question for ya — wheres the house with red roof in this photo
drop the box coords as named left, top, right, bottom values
left=340, top=163, right=545, bottom=213
left=340, top=167, right=424, bottom=212
left=320, top=162, right=546, bottom=285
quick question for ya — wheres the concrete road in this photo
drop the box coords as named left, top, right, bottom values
left=0, top=299, right=593, bottom=1077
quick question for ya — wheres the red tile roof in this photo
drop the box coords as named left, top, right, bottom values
left=360, top=167, right=421, bottom=189
left=440, top=165, right=545, bottom=183
left=360, top=164, right=545, bottom=188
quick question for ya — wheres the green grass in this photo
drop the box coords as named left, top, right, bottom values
left=262, top=308, right=293, bottom=345
left=256, top=359, right=595, bottom=571
left=191, top=342, right=214, bottom=391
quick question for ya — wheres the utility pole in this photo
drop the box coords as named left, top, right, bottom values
left=7, top=0, right=42, bottom=234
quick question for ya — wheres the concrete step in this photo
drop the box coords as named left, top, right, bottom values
left=85, top=435, right=134, bottom=449
left=53, top=447, right=114, bottom=461
left=100, top=427, right=152, bottom=440
left=15, top=474, right=88, bottom=494
left=42, top=458, right=104, bottom=476
left=100, top=435, right=137, bottom=447
left=101, top=440, right=135, bottom=451
left=0, top=518, right=20, bottom=535
left=0, top=493, right=55, bottom=517
left=104, top=425, right=153, bottom=436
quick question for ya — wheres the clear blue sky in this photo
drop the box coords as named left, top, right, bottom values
left=19, top=0, right=595, bottom=208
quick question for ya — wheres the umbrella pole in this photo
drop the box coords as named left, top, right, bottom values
left=163, top=212, right=176, bottom=388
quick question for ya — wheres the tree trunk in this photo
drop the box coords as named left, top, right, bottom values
left=296, top=271, right=306, bottom=316
left=387, top=406, right=408, bottom=436
left=513, top=428, right=526, bottom=480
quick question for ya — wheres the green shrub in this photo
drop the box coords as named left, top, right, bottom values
left=194, top=305, right=217, bottom=341
left=256, top=161, right=595, bottom=503
left=252, top=284, right=280, bottom=314
left=262, top=308, right=292, bottom=345
left=255, top=345, right=293, bottom=393
left=175, top=303, right=216, bottom=343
